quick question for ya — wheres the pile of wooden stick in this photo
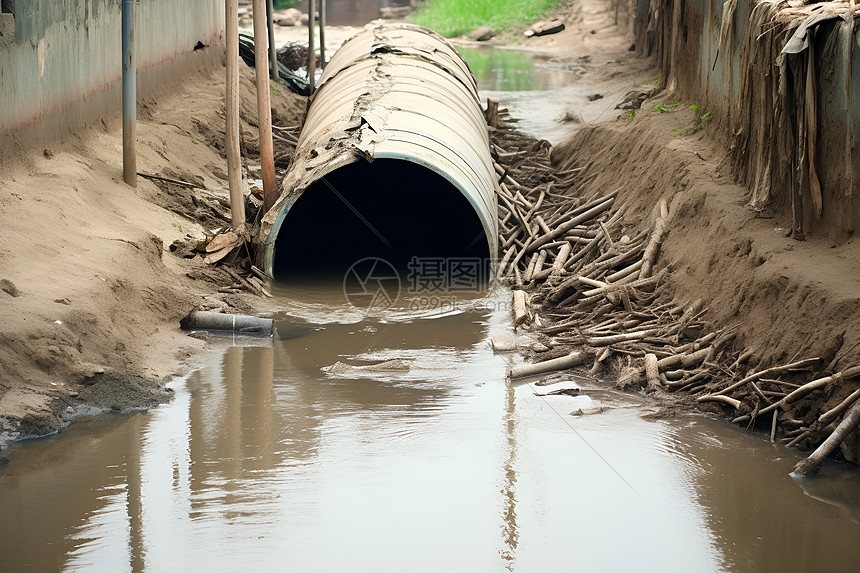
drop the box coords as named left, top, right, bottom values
left=491, top=114, right=860, bottom=474
left=492, top=121, right=675, bottom=338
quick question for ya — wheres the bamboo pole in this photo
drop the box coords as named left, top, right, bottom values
left=225, top=0, right=246, bottom=231
left=252, top=0, right=276, bottom=205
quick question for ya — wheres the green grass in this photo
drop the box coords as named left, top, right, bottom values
left=411, top=0, right=563, bottom=38
left=654, top=102, right=680, bottom=113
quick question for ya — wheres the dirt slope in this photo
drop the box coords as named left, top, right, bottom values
left=554, top=112, right=860, bottom=368
left=3, top=0, right=859, bottom=463
left=535, top=0, right=860, bottom=370
left=0, top=65, right=306, bottom=447
left=464, top=0, right=860, bottom=459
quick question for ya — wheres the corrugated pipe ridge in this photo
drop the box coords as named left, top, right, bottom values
left=258, top=22, right=499, bottom=279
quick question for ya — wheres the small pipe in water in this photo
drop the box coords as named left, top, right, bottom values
left=180, top=311, right=273, bottom=335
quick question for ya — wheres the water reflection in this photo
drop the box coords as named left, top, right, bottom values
left=0, top=413, right=145, bottom=571
left=459, top=47, right=578, bottom=93
left=666, top=418, right=860, bottom=572
left=3, top=288, right=860, bottom=571
left=498, top=377, right=519, bottom=570
left=456, top=46, right=595, bottom=145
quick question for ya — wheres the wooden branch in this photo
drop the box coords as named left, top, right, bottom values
left=714, top=357, right=820, bottom=396
left=586, top=329, right=658, bottom=347
left=497, top=246, right=516, bottom=279
left=757, top=366, right=860, bottom=416
left=818, top=387, right=860, bottom=426
left=644, top=353, right=661, bottom=389
left=580, top=272, right=665, bottom=298
left=138, top=172, right=198, bottom=188
left=509, top=352, right=586, bottom=380
left=656, top=346, right=713, bottom=371
left=512, top=290, right=530, bottom=327
left=527, top=196, right=615, bottom=253
left=697, top=394, right=743, bottom=409
left=794, top=399, right=860, bottom=476
left=639, top=216, right=669, bottom=279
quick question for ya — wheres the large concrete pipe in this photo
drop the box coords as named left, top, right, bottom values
left=258, top=23, right=499, bottom=284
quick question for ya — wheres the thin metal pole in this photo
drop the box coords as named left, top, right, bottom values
left=226, top=0, right=245, bottom=230
left=252, top=0, right=277, bottom=205
left=265, top=0, right=278, bottom=82
left=308, top=0, right=316, bottom=93
left=122, top=0, right=136, bottom=187
left=319, top=0, right=326, bottom=70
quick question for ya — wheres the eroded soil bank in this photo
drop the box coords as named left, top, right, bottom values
left=544, top=110, right=860, bottom=462
left=535, top=0, right=860, bottom=464
left=0, top=64, right=306, bottom=448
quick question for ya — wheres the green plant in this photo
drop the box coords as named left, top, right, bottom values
left=629, top=110, right=636, bottom=120
left=411, top=0, right=562, bottom=37
left=172, top=222, right=183, bottom=233
left=673, top=106, right=713, bottom=135
left=647, top=75, right=662, bottom=85
left=273, top=0, right=295, bottom=8
left=654, top=102, right=681, bottom=113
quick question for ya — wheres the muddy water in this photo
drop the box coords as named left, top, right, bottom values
left=2, top=285, right=860, bottom=571
left=459, top=47, right=617, bottom=145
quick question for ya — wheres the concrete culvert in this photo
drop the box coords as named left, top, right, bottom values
left=274, top=159, right=490, bottom=278
left=258, top=22, right=499, bottom=288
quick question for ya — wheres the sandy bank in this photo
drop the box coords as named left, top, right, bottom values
left=0, top=63, right=306, bottom=448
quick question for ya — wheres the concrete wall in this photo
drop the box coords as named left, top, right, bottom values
left=636, top=0, right=860, bottom=242
left=0, top=0, right=224, bottom=144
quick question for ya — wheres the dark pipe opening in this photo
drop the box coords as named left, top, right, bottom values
left=273, top=159, right=491, bottom=292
